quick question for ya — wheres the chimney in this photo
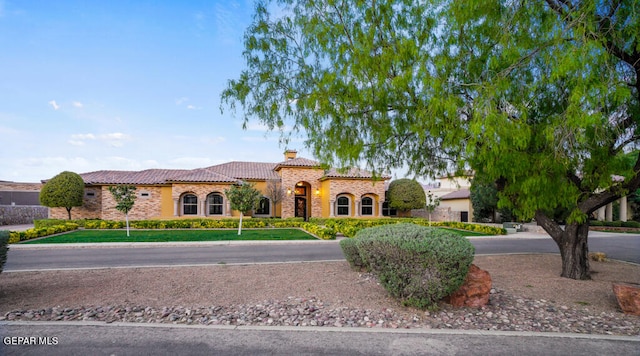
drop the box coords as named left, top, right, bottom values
left=284, top=150, right=297, bottom=160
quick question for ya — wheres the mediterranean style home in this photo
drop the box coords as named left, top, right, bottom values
left=48, top=151, right=389, bottom=221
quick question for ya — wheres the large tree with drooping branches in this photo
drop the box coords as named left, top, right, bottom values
left=222, top=0, right=639, bottom=280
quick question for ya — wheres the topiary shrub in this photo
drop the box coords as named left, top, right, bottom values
left=0, top=230, right=9, bottom=274
left=354, top=223, right=475, bottom=309
left=339, top=237, right=366, bottom=270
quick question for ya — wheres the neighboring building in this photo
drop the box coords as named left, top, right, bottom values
left=421, top=173, right=473, bottom=222
left=0, top=181, right=42, bottom=206
left=0, top=181, right=47, bottom=225
left=46, top=151, right=389, bottom=221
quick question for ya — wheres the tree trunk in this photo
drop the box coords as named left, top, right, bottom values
left=535, top=211, right=591, bottom=280
left=125, top=213, right=130, bottom=237
left=238, top=212, right=243, bottom=235
left=66, top=208, right=72, bottom=220
left=556, top=222, right=591, bottom=280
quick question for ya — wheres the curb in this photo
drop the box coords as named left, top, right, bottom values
left=2, top=321, right=639, bottom=341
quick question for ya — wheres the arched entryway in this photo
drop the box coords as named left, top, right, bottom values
left=293, top=181, right=311, bottom=221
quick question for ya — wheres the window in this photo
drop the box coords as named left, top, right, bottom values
left=140, top=191, right=150, bottom=198
left=207, top=193, right=224, bottom=215
left=255, top=197, right=270, bottom=215
left=361, top=197, right=373, bottom=216
left=382, top=201, right=397, bottom=217
left=86, top=192, right=95, bottom=197
left=183, top=194, right=198, bottom=215
left=337, top=196, right=350, bottom=216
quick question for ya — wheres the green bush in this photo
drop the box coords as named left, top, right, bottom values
left=0, top=230, right=9, bottom=273
left=354, top=223, right=475, bottom=309
left=301, top=223, right=336, bottom=240
left=339, top=237, right=365, bottom=269
left=9, top=223, right=79, bottom=243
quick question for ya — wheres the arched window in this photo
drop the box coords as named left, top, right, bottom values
left=337, top=195, right=350, bottom=216
left=361, top=197, right=373, bottom=216
left=183, top=194, right=198, bottom=215
left=255, top=197, right=270, bottom=215
left=207, top=193, right=224, bottom=215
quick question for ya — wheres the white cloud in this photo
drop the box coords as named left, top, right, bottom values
left=67, top=132, right=131, bottom=147
left=73, top=101, right=83, bottom=108
left=186, top=105, right=200, bottom=110
left=175, top=97, right=189, bottom=105
left=48, top=100, right=60, bottom=110
left=67, top=140, right=85, bottom=146
left=71, top=133, right=96, bottom=140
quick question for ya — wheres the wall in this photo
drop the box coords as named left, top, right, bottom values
left=279, top=167, right=325, bottom=219
left=49, top=186, right=103, bottom=220
left=327, top=179, right=386, bottom=217
left=0, top=206, right=48, bottom=225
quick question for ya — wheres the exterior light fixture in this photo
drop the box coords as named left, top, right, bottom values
left=287, top=188, right=292, bottom=195
left=315, top=188, right=320, bottom=195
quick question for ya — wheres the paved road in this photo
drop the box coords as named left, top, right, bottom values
left=4, top=231, right=639, bottom=271
left=2, top=322, right=638, bottom=356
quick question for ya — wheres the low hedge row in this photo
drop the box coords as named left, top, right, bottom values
left=589, top=220, right=640, bottom=228
left=9, top=223, right=79, bottom=244
left=32, top=218, right=336, bottom=240
left=0, top=230, right=8, bottom=273
left=310, top=218, right=506, bottom=237
left=341, top=223, right=475, bottom=309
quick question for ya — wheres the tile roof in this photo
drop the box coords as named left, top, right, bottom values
left=440, top=189, right=470, bottom=200
left=206, top=161, right=280, bottom=180
left=275, top=157, right=321, bottom=169
left=166, top=168, right=239, bottom=183
left=322, top=167, right=391, bottom=180
left=75, top=157, right=384, bottom=185
left=80, top=169, right=191, bottom=185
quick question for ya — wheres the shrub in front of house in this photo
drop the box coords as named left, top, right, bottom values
left=340, top=237, right=365, bottom=269
left=8, top=223, right=79, bottom=243
left=0, top=230, right=9, bottom=273
left=354, top=223, right=475, bottom=309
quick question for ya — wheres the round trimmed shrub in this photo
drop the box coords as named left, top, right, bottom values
left=340, top=237, right=366, bottom=270
left=354, top=223, right=475, bottom=309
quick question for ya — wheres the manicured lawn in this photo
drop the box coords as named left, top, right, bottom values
left=22, top=229, right=318, bottom=244
left=442, top=228, right=491, bottom=237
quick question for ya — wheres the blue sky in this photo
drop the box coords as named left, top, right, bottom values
left=0, top=0, right=315, bottom=182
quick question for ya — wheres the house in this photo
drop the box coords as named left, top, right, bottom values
left=47, top=151, right=389, bottom=221
left=421, top=173, right=473, bottom=222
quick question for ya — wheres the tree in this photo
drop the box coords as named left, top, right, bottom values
left=40, top=171, right=85, bottom=220
left=425, top=190, right=440, bottom=226
left=222, top=0, right=640, bottom=280
left=387, top=179, right=426, bottom=216
left=225, top=182, right=262, bottom=235
left=264, top=179, right=285, bottom=217
left=470, top=179, right=513, bottom=223
left=108, top=185, right=137, bottom=237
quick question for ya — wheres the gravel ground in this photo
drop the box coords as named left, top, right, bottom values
left=0, top=254, right=638, bottom=336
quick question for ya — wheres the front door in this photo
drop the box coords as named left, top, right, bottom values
left=295, top=197, right=307, bottom=220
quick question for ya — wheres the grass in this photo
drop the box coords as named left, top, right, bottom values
left=22, top=229, right=318, bottom=244
left=441, top=228, right=491, bottom=237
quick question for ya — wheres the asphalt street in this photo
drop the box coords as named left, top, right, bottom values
left=2, top=322, right=639, bottom=356
left=4, top=231, right=639, bottom=271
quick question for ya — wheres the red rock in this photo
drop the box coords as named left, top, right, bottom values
left=445, top=264, right=492, bottom=308
left=613, top=283, right=640, bottom=316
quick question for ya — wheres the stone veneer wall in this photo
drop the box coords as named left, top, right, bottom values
left=101, top=186, right=165, bottom=220
left=279, top=167, right=325, bottom=219
left=49, top=186, right=103, bottom=220
left=327, top=179, right=386, bottom=217
left=172, top=183, right=234, bottom=217
left=0, top=206, right=48, bottom=225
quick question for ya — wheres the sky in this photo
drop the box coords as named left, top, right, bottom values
left=0, top=0, right=319, bottom=182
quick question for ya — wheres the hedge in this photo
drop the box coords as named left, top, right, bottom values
left=352, top=223, right=475, bottom=309
left=589, top=220, right=640, bottom=228
left=9, top=223, right=79, bottom=244
left=31, top=218, right=336, bottom=240
left=0, top=230, right=8, bottom=273
left=310, top=218, right=506, bottom=237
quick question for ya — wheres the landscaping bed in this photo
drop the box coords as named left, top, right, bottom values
left=20, top=228, right=317, bottom=244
